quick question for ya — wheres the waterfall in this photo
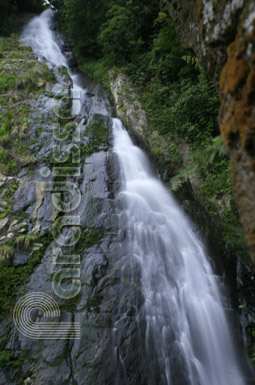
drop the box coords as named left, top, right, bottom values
left=20, top=9, right=83, bottom=116
left=20, top=9, right=68, bottom=68
left=18, top=8, right=250, bottom=385
left=112, top=118, right=246, bottom=385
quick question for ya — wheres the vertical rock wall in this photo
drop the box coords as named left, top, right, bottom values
left=161, top=0, right=255, bottom=261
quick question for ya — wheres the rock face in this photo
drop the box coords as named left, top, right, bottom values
left=109, top=71, right=180, bottom=180
left=161, top=0, right=255, bottom=261
left=0, top=39, right=146, bottom=384
left=109, top=68, right=255, bottom=368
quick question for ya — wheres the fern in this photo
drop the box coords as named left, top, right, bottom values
left=216, top=220, right=248, bottom=254
left=15, top=234, right=38, bottom=249
left=170, top=136, right=227, bottom=192
left=182, top=55, right=200, bottom=69
left=0, top=245, right=15, bottom=265
left=170, top=162, right=199, bottom=191
left=197, top=136, right=227, bottom=164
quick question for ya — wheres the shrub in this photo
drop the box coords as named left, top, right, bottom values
left=15, top=234, right=39, bottom=249
left=0, top=245, right=15, bottom=265
left=0, top=148, right=7, bottom=163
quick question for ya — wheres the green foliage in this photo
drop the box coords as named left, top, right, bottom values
left=201, top=158, right=232, bottom=197
left=0, top=245, right=15, bottom=266
left=149, top=12, right=187, bottom=83
left=0, top=36, right=55, bottom=175
left=171, top=135, right=231, bottom=196
left=217, top=220, right=248, bottom=256
left=56, top=0, right=109, bottom=58
left=0, top=148, right=7, bottom=163
left=15, top=234, right=39, bottom=249
left=52, top=0, right=158, bottom=62
left=0, top=349, right=31, bottom=369
left=168, top=73, right=220, bottom=141
left=76, top=227, right=105, bottom=253
left=51, top=1, right=232, bottom=229
left=0, top=1, right=16, bottom=34
left=0, top=234, right=52, bottom=321
left=0, top=1, right=45, bottom=35
left=90, top=113, right=110, bottom=145
left=98, top=5, right=138, bottom=64
left=0, top=350, right=12, bottom=368
left=0, top=73, right=18, bottom=93
left=79, top=59, right=110, bottom=90
left=15, top=0, right=45, bottom=13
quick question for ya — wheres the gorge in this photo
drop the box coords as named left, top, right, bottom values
left=0, top=4, right=254, bottom=385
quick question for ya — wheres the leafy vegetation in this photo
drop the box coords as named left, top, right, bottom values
left=15, top=234, right=39, bottom=249
left=0, top=245, right=15, bottom=266
left=0, top=0, right=45, bottom=35
left=0, top=36, right=55, bottom=175
left=49, top=0, right=249, bottom=265
left=0, top=233, right=52, bottom=322
left=51, top=1, right=232, bottom=210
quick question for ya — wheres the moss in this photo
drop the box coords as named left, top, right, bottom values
left=59, top=294, right=82, bottom=313
left=90, top=113, right=110, bottom=145
left=0, top=350, right=22, bottom=369
left=0, top=73, right=18, bottom=93
left=58, top=66, right=69, bottom=76
left=219, top=1, right=255, bottom=261
left=119, top=105, right=127, bottom=114
left=0, top=36, right=56, bottom=176
left=195, top=0, right=205, bottom=35
left=78, top=57, right=111, bottom=91
left=36, top=126, right=43, bottom=137
left=15, top=234, right=39, bottom=249
left=0, top=233, right=53, bottom=322
left=0, top=245, right=15, bottom=266
left=195, top=0, right=203, bottom=18
left=76, top=227, right=105, bottom=253
left=79, top=113, right=111, bottom=156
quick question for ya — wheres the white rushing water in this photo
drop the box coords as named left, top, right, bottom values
left=113, top=118, right=246, bottom=385
left=20, top=8, right=248, bottom=385
left=20, top=9, right=67, bottom=67
left=20, top=9, right=83, bottom=116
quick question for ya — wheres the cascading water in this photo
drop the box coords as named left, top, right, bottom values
left=18, top=8, right=251, bottom=385
left=112, top=118, right=247, bottom=385
left=20, top=9, right=83, bottom=116
left=20, top=9, right=67, bottom=67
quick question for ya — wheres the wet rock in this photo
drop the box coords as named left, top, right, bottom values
left=0, top=174, right=7, bottom=187
left=0, top=217, right=9, bottom=232
left=13, top=178, right=35, bottom=212
left=8, top=221, right=27, bottom=233
left=24, top=378, right=33, bottom=385
left=109, top=71, right=181, bottom=180
left=13, top=250, right=30, bottom=266
left=162, top=0, right=255, bottom=262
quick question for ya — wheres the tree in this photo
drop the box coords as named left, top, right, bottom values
left=98, top=5, right=138, bottom=63
left=15, top=0, right=44, bottom=12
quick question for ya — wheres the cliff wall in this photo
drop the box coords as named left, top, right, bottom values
left=161, top=0, right=255, bottom=261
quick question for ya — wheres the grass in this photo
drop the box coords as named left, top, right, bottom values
left=76, top=227, right=105, bottom=253
left=0, top=73, right=18, bottom=93
left=78, top=57, right=111, bottom=91
left=0, top=245, right=15, bottom=266
left=0, top=36, right=56, bottom=176
left=15, top=234, right=39, bottom=249
left=0, top=234, right=53, bottom=322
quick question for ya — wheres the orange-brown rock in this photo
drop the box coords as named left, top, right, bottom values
left=162, top=0, right=255, bottom=261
